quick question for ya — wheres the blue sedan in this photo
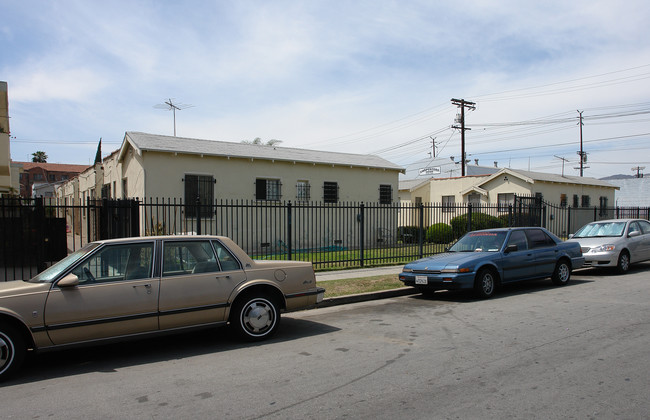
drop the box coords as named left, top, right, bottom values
left=399, top=227, right=584, bottom=298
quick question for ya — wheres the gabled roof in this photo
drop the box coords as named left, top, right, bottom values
left=477, top=168, right=618, bottom=189
left=119, top=132, right=404, bottom=172
left=460, top=185, right=488, bottom=196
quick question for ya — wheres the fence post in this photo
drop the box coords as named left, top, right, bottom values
left=131, top=199, right=140, bottom=237
left=196, top=195, right=201, bottom=235
left=359, top=203, right=365, bottom=268
left=286, top=201, right=293, bottom=260
left=567, top=206, right=572, bottom=235
left=508, top=204, right=513, bottom=227
left=418, top=202, right=424, bottom=258
left=467, top=203, right=473, bottom=232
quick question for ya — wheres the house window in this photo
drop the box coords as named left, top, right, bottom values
left=581, top=195, right=590, bottom=208
left=442, top=195, right=455, bottom=212
left=560, top=194, right=567, bottom=207
left=49, top=174, right=56, bottom=181
left=34, top=173, right=43, bottom=181
left=256, top=178, right=281, bottom=201
left=185, top=174, right=215, bottom=218
left=296, top=180, right=310, bottom=201
left=323, top=182, right=338, bottom=203
left=379, top=185, right=392, bottom=204
left=61, top=175, right=68, bottom=180
left=415, top=197, right=422, bottom=205
left=497, top=193, right=514, bottom=212
left=573, top=194, right=579, bottom=208
left=122, top=179, right=128, bottom=199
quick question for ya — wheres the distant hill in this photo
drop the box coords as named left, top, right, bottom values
left=600, top=174, right=636, bottom=180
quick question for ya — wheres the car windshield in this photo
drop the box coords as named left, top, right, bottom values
left=449, top=231, right=507, bottom=252
left=29, top=243, right=101, bottom=283
left=573, top=222, right=626, bottom=238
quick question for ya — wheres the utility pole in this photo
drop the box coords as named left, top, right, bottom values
left=577, top=110, right=585, bottom=177
left=632, top=166, right=645, bottom=178
left=451, top=98, right=476, bottom=176
left=429, top=136, right=437, bottom=158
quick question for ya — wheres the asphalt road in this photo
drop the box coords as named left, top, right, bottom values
left=3, top=264, right=650, bottom=419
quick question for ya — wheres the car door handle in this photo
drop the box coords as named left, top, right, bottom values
left=133, top=284, right=152, bottom=294
left=216, top=275, right=230, bottom=279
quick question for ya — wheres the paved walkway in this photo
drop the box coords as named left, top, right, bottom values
left=315, top=264, right=404, bottom=282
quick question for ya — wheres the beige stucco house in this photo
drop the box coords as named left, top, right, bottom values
left=56, top=132, right=404, bottom=242
left=400, top=167, right=618, bottom=209
left=73, top=131, right=404, bottom=203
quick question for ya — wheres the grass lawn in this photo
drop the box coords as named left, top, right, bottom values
left=319, top=274, right=405, bottom=298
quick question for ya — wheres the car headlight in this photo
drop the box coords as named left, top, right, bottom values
left=402, top=268, right=413, bottom=273
left=441, top=267, right=471, bottom=273
left=593, top=244, right=616, bottom=252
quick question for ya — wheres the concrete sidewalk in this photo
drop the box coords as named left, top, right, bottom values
left=315, top=264, right=404, bottom=282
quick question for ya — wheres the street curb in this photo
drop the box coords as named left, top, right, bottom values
left=316, top=287, right=419, bottom=308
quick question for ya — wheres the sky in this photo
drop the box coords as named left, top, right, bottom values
left=2, top=0, right=650, bottom=180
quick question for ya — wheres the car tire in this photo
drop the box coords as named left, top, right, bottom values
left=0, top=323, right=26, bottom=382
left=551, top=259, right=571, bottom=286
left=231, top=294, right=280, bottom=341
left=474, top=268, right=496, bottom=299
left=616, top=251, right=630, bottom=274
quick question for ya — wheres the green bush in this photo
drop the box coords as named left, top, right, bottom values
left=450, top=212, right=507, bottom=238
left=426, top=223, right=453, bottom=243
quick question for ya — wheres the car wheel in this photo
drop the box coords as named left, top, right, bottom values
left=0, top=323, right=26, bottom=382
left=616, top=251, right=630, bottom=274
left=231, top=294, right=280, bottom=341
left=551, top=260, right=571, bottom=286
left=474, top=268, right=496, bottom=299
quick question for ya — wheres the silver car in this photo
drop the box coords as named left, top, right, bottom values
left=567, top=219, right=650, bottom=273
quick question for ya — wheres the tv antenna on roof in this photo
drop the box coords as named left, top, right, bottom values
left=154, top=98, right=193, bottom=136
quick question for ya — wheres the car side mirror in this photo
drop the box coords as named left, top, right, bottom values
left=628, top=230, right=641, bottom=238
left=57, top=273, right=80, bottom=288
left=568, top=234, right=574, bottom=239
left=504, top=244, right=518, bottom=253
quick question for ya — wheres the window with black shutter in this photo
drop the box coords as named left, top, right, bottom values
left=184, top=174, right=214, bottom=218
left=255, top=178, right=281, bottom=200
left=323, top=182, right=338, bottom=203
left=379, top=184, right=392, bottom=204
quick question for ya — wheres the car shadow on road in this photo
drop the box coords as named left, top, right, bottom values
left=409, top=277, right=594, bottom=303
left=6, top=318, right=340, bottom=386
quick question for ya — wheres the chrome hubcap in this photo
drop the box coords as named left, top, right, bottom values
left=620, top=255, right=629, bottom=271
left=0, top=334, right=12, bottom=373
left=241, top=299, right=275, bottom=335
left=482, top=274, right=494, bottom=294
left=558, top=264, right=569, bottom=282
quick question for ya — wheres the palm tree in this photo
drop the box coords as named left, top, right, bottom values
left=241, top=137, right=283, bottom=146
left=31, top=151, right=48, bottom=163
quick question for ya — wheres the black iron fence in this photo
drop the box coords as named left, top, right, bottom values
left=1, top=196, right=649, bottom=280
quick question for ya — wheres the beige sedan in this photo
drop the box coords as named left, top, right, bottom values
left=0, top=235, right=324, bottom=381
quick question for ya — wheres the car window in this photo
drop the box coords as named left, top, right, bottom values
left=524, top=229, right=554, bottom=249
left=163, top=241, right=220, bottom=277
left=70, top=243, right=154, bottom=284
left=506, top=230, right=528, bottom=251
left=628, top=222, right=641, bottom=235
left=638, top=220, right=650, bottom=234
left=449, top=231, right=507, bottom=252
left=212, top=240, right=242, bottom=270
left=574, top=222, right=625, bottom=237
